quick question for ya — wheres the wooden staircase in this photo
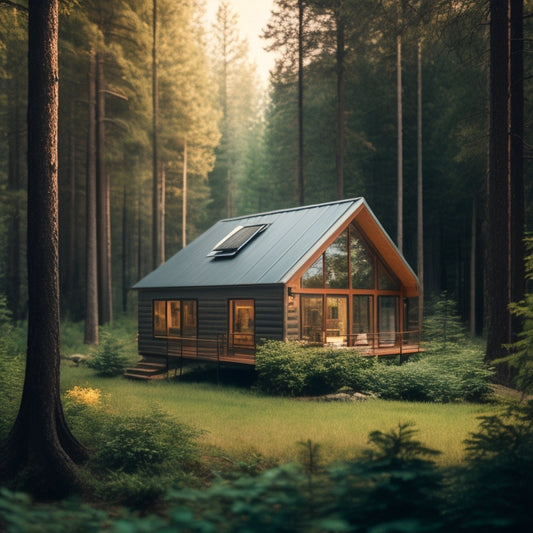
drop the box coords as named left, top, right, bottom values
left=124, top=356, right=172, bottom=380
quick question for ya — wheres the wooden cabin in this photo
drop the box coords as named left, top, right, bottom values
left=128, top=198, right=421, bottom=379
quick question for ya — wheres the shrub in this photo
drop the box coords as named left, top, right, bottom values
left=90, top=409, right=199, bottom=475
left=256, top=340, right=492, bottom=402
left=87, top=332, right=128, bottom=376
left=256, top=340, right=375, bottom=396
left=449, top=401, right=533, bottom=531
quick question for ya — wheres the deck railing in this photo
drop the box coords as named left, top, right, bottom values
left=326, top=329, right=422, bottom=351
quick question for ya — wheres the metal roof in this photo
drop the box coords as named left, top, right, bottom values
left=133, top=198, right=419, bottom=292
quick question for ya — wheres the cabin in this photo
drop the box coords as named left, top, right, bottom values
left=127, top=198, right=421, bottom=379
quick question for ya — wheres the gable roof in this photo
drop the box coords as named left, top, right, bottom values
left=133, top=198, right=420, bottom=296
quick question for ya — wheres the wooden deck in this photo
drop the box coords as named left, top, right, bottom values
left=126, top=333, right=422, bottom=380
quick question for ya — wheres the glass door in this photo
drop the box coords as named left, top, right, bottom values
left=326, top=296, right=348, bottom=346
left=378, top=296, right=398, bottom=346
left=301, top=296, right=323, bottom=343
left=352, top=295, right=372, bottom=347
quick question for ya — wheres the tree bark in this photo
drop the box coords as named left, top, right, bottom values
left=396, top=29, right=403, bottom=253
left=85, top=49, right=99, bottom=345
left=152, top=0, right=164, bottom=268
left=335, top=0, right=345, bottom=201
left=416, top=39, right=424, bottom=329
left=297, top=0, right=305, bottom=205
left=510, top=0, right=525, bottom=339
left=96, top=53, right=112, bottom=324
left=0, top=0, right=87, bottom=498
left=485, top=0, right=510, bottom=379
left=182, top=138, right=188, bottom=248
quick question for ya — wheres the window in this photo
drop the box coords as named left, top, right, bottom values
left=325, top=232, right=348, bottom=288
left=153, top=300, right=167, bottom=337
left=326, top=296, right=348, bottom=345
left=229, top=300, right=255, bottom=347
left=153, top=300, right=197, bottom=338
left=208, top=224, right=268, bottom=258
left=378, top=296, right=398, bottom=345
left=378, top=261, right=400, bottom=290
left=350, top=227, right=374, bottom=289
left=353, top=295, right=372, bottom=334
left=301, top=296, right=323, bottom=343
left=301, top=256, right=323, bottom=288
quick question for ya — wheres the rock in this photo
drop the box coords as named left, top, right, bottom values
left=69, top=354, right=90, bottom=366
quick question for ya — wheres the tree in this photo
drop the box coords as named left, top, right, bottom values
left=84, top=48, right=99, bottom=345
left=485, top=0, right=525, bottom=381
left=0, top=0, right=87, bottom=498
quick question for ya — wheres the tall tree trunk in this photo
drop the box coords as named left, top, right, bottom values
left=297, top=0, right=305, bottom=205
left=396, top=28, right=403, bottom=253
left=0, top=0, right=87, bottom=498
left=6, top=77, right=22, bottom=321
left=84, top=49, right=99, bottom=345
left=152, top=0, right=163, bottom=268
left=182, top=138, right=188, bottom=248
left=335, top=0, right=345, bottom=200
left=485, top=0, right=510, bottom=380
left=96, top=53, right=112, bottom=325
left=122, top=185, right=128, bottom=313
left=470, top=199, right=476, bottom=338
left=66, top=100, right=77, bottom=310
left=416, top=39, right=424, bottom=330
left=510, top=0, right=525, bottom=339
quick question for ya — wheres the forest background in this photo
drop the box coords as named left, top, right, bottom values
left=0, top=0, right=531, bottom=343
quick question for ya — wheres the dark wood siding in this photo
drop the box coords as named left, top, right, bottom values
left=136, top=285, right=285, bottom=363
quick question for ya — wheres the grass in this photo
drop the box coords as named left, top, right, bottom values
left=61, top=363, right=498, bottom=467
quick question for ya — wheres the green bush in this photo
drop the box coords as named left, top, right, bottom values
left=256, top=341, right=375, bottom=396
left=87, top=332, right=129, bottom=377
left=256, top=340, right=492, bottom=402
left=90, top=409, right=199, bottom=475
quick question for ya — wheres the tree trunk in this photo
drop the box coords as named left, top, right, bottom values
left=66, top=100, right=77, bottom=311
left=152, top=0, right=163, bottom=268
left=297, top=0, right=305, bottom=205
left=96, top=53, right=112, bottom=325
left=0, top=0, right=87, bottom=498
left=182, top=138, right=188, bottom=248
left=396, top=30, right=403, bottom=253
left=510, top=0, right=525, bottom=339
left=84, top=49, right=99, bottom=345
left=416, top=39, right=424, bottom=329
left=6, top=77, right=22, bottom=322
left=335, top=0, right=345, bottom=201
left=485, top=0, right=510, bottom=379
left=470, top=199, right=476, bottom=338
left=122, top=185, right=128, bottom=313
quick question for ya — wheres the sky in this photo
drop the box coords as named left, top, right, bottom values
left=205, top=0, right=275, bottom=85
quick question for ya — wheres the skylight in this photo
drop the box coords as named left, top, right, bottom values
left=208, top=224, right=268, bottom=258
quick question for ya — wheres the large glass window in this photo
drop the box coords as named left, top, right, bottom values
left=301, top=296, right=323, bottom=343
left=350, top=227, right=374, bottom=289
left=353, top=295, right=372, bottom=338
left=168, top=301, right=181, bottom=336
left=153, top=300, right=197, bottom=338
left=301, top=256, right=323, bottom=288
left=378, top=296, right=398, bottom=345
left=378, top=261, right=400, bottom=290
left=230, top=299, right=255, bottom=347
left=153, top=300, right=167, bottom=337
left=326, top=296, right=348, bottom=345
left=325, top=232, right=348, bottom=288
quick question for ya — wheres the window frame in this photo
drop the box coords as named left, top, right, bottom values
left=152, top=299, right=198, bottom=339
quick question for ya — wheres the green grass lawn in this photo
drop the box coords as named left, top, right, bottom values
left=61, top=363, right=498, bottom=467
